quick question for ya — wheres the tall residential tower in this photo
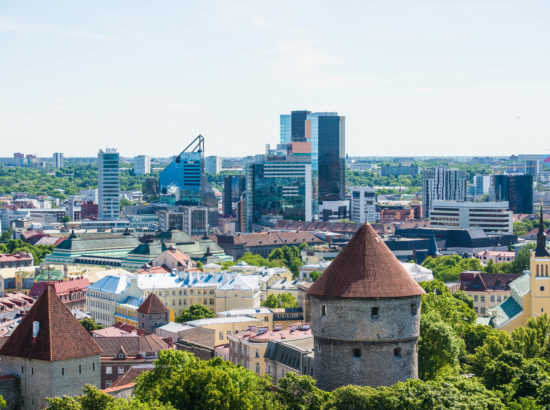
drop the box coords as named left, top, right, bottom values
left=98, top=148, right=120, bottom=220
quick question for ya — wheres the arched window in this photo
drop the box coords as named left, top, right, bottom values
left=546, top=265, right=548, bottom=276
left=371, top=307, right=379, bottom=318
left=321, top=305, right=327, bottom=317
left=537, top=265, right=540, bottom=276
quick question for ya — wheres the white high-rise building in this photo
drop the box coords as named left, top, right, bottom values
left=422, top=167, right=467, bottom=218
left=473, top=175, right=491, bottom=197
left=52, top=152, right=64, bottom=169
left=350, top=186, right=377, bottom=223
left=134, top=155, right=150, bottom=176
left=98, top=148, right=120, bottom=220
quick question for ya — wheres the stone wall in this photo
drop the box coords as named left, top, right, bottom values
left=1, top=355, right=100, bottom=410
left=0, top=375, right=20, bottom=410
left=310, top=295, right=421, bottom=390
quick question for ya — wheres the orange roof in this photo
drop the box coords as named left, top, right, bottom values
left=308, top=223, right=425, bottom=299
left=137, top=293, right=169, bottom=314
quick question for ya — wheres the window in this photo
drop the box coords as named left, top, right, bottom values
left=106, top=367, right=112, bottom=375
left=474, top=295, right=478, bottom=301
left=61, top=368, right=64, bottom=376
left=497, top=296, right=502, bottom=302
left=411, top=304, right=417, bottom=315
left=219, top=331, right=224, bottom=340
left=474, top=307, right=478, bottom=313
left=79, top=365, right=82, bottom=374
left=118, top=367, right=125, bottom=375
left=371, top=307, right=379, bottom=318
left=321, top=305, right=327, bottom=317
left=317, top=344, right=321, bottom=352
left=255, top=363, right=260, bottom=373
left=93, top=363, right=95, bottom=371
left=480, top=296, right=485, bottom=302
left=490, top=296, right=495, bottom=302
left=353, top=348, right=361, bottom=358
left=394, top=347, right=402, bottom=357
left=255, top=350, right=260, bottom=358
left=541, top=286, right=546, bottom=292
left=481, top=308, right=486, bottom=315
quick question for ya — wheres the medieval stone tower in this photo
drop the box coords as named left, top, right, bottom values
left=137, top=293, right=170, bottom=333
left=307, top=223, right=425, bottom=391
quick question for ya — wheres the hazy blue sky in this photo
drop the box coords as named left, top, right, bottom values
left=1, top=1, right=549, bottom=158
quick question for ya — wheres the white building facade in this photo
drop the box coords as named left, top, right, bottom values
left=350, top=186, right=377, bottom=223
left=134, top=155, right=151, bottom=176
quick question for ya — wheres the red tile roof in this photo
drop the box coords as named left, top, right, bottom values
left=29, top=277, right=90, bottom=299
left=0, top=286, right=102, bottom=361
left=308, top=223, right=425, bottom=299
left=0, top=253, right=33, bottom=263
left=137, top=293, right=169, bottom=314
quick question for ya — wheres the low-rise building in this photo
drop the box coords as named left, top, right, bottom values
left=228, top=323, right=311, bottom=376
left=264, top=337, right=314, bottom=382
left=0, top=253, right=33, bottom=268
left=460, top=271, right=521, bottom=317
left=474, top=250, right=516, bottom=264
left=29, top=276, right=90, bottom=310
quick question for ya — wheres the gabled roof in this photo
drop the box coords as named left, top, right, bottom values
left=0, top=286, right=102, bottom=361
left=95, top=334, right=169, bottom=357
left=308, top=223, right=425, bottom=299
left=137, top=293, right=169, bottom=314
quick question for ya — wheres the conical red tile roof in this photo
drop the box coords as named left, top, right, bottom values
left=137, top=293, right=169, bottom=314
left=0, top=286, right=102, bottom=361
left=308, top=223, right=425, bottom=298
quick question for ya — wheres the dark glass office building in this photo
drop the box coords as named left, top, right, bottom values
left=493, top=174, right=533, bottom=214
left=314, top=114, right=346, bottom=202
left=290, top=110, right=311, bottom=142
left=245, top=160, right=313, bottom=231
left=223, top=175, right=245, bottom=217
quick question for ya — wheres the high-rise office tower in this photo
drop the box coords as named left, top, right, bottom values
left=422, top=167, right=467, bottom=218
left=525, top=160, right=540, bottom=182
left=280, top=114, right=291, bottom=144
left=223, top=175, right=245, bottom=217
left=307, top=112, right=346, bottom=202
left=159, top=135, right=218, bottom=227
left=134, top=155, right=150, bottom=176
left=52, top=152, right=64, bottom=169
left=98, top=148, right=120, bottom=220
left=245, top=155, right=313, bottom=232
left=473, top=175, right=491, bottom=197
left=492, top=174, right=533, bottom=214
left=290, top=110, right=311, bottom=142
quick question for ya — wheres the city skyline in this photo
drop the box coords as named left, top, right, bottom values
left=1, top=1, right=549, bottom=158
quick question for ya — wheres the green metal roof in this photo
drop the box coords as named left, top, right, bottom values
left=488, top=273, right=529, bottom=327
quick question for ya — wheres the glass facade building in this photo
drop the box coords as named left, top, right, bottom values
left=98, top=148, right=120, bottom=220
left=290, top=110, right=310, bottom=142
left=223, top=175, right=245, bottom=217
left=493, top=174, right=533, bottom=214
left=280, top=114, right=291, bottom=144
left=245, top=159, right=313, bottom=231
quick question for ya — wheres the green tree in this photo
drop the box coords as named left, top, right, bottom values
left=309, top=271, right=321, bottom=281
left=452, top=290, right=474, bottom=310
left=261, top=293, right=299, bottom=309
left=276, top=372, right=330, bottom=409
left=422, top=255, right=483, bottom=282
left=79, top=318, right=103, bottom=334
left=61, top=215, right=72, bottom=223
left=175, top=304, right=216, bottom=323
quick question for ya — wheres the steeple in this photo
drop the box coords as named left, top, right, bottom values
left=536, top=205, right=549, bottom=257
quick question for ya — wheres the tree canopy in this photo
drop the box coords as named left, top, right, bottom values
left=175, top=304, right=216, bottom=323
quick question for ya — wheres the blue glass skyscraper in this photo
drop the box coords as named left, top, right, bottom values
left=280, top=114, right=291, bottom=144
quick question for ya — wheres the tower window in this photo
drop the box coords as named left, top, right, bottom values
left=371, top=307, right=379, bottom=318
left=394, top=347, right=402, bottom=357
left=411, top=304, right=417, bottom=315
left=61, top=368, right=65, bottom=376
left=321, top=305, right=327, bottom=317
left=317, top=344, right=321, bottom=352
left=541, top=286, right=545, bottom=292
left=353, top=349, right=361, bottom=359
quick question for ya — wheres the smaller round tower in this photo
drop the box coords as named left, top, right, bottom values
left=307, top=223, right=425, bottom=391
left=137, top=293, right=170, bottom=333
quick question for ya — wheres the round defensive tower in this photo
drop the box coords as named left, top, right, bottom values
left=307, top=222, right=425, bottom=391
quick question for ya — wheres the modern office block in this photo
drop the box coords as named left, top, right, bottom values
left=134, top=155, right=150, bottom=176
left=98, top=148, right=120, bottom=220
left=422, top=167, right=467, bottom=218
left=245, top=159, right=313, bottom=231
left=350, top=186, right=377, bottom=223
left=429, top=200, right=513, bottom=234
left=205, top=156, right=221, bottom=174
left=223, top=175, right=245, bottom=217
left=52, top=152, right=64, bottom=169
left=280, top=114, right=291, bottom=144
left=380, top=164, right=419, bottom=177
left=492, top=174, right=533, bottom=214
left=290, top=110, right=311, bottom=142
left=473, top=175, right=491, bottom=197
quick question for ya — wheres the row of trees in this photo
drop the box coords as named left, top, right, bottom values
left=421, top=244, right=535, bottom=282
left=0, top=163, right=146, bottom=200
left=0, top=239, right=53, bottom=265
left=222, top=245, right=306, bottom=278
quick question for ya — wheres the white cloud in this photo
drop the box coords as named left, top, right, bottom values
left=414, top=87, right=433, bottom=93
left=24, top=115, right=32, bottom=121
left=56, top=97, right=65, bottom=102
left=52, top=106, right=67, bottom=111
left=0, top=19, right=116, bottom=40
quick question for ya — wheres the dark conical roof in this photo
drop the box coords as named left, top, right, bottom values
left=308, top=223, right=425, bottom=298
left=137, top=293, right=169, bottom=314
left=0, top=286, right=102, bottom=361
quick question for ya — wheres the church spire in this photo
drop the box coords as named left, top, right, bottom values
left=536, top=205, right=549, bottom=257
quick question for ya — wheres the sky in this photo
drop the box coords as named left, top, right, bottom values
left=0, top=0, right=549, bottom=158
